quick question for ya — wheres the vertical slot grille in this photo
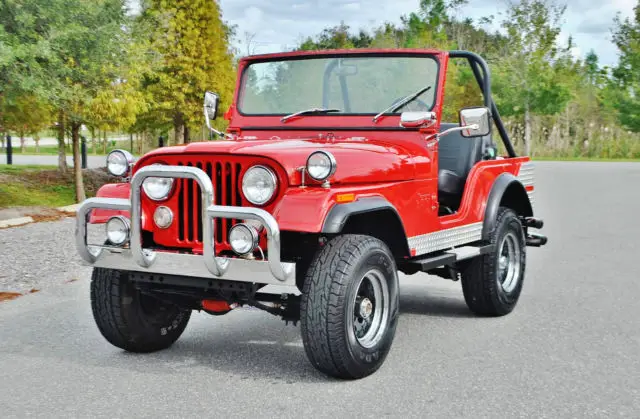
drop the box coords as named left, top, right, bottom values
left=176, top=158, right=243, bottom=247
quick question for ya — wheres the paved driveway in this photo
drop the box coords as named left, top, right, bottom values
left=1, top=162, right=639, bottom=417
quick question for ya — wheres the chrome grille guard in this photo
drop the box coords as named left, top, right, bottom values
left=75, top=166, right=296, bottom=286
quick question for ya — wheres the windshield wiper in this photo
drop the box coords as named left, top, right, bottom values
left=281, top=108, right=341, bottom=123
left=372, top=86, right=432, bottom=123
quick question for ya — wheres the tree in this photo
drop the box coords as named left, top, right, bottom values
left=0, top=0, right=64, bottom=168
left=46, top=0, right=131, bottom=202
left=611, top=2, right=640, bottom=133
left=141, top=0, right=236, bottom=144
left=2, top=94, right=52, bottom=152
left=492, top=0, right=573, bottom=154
left=0, top=0, right=130, bottom=191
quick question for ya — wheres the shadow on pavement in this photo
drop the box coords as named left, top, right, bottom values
left=400, top=291, right=474, bottom=318
left=0, top=282, right=475, bottom=382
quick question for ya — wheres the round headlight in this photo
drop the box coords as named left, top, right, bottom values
left=242, top=166, right=277, bottom=206
left=229, top=223, right=259, bottom=255
left=106, top=216, right=130, bottom=245
left=143, top=176, right=174, bottom=201
left=306, top=151, right=336, bottom=181
left=106, top=150, right=134, bottom=177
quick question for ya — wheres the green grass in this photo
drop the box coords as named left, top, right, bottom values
left=0, top=165, right=74, bottom=208
left=9, top=143, right=130, bottom=156
left=0, top=164, right=58, bottom=174
left=0, top=183, right=75, bottom=208
left=0, top=164, right=113, bottom=209
left=532, top=156, right=640, bottom=162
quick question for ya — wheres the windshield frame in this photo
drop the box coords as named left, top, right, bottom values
left=236, top=52, right=442, bottom=118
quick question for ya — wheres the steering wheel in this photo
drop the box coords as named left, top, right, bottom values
left=390, top=96, right=430, bottom=113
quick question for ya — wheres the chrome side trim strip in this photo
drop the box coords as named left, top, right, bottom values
left=407, top=222, right=483, bottom=256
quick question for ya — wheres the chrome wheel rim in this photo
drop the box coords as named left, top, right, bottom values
left=349, top=268, right=390, bottom=349
left=498, top=231, right=521, bottom=293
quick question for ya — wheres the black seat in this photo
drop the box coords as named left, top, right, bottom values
left=437, top=123, right=488, bottom=210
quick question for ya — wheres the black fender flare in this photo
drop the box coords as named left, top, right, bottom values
left=321, top=196, right=405, bottom=234
left=483, top=173, right=533, bottom=240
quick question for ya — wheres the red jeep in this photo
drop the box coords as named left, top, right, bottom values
left=76, top=49, right=546, bottom=379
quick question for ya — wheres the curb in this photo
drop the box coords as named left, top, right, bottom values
left=0, top=204, right=79, bottom=229
left=57, top=204, right=80, bottom=214
left=0, top=216, right=35, bottom=229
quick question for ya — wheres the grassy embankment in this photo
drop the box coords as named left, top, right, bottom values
left=0, top=165, right=116, bottom=208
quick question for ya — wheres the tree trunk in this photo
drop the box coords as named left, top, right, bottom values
left=524, top=104, right=532, bottom=156
left=34, top=134, right=40, bottom=153
left=71, top=122, right=86, bottom=202
left=57, top=110, right=67, bottom=174
left=20, top=134, right=26, bottom=152
left=174, top=113, right=184, bottom=145
left=91, top=127, right=96, bottom=155
left=103, top=130, right=107, bottom=154
left=183, top=124, right=190, bottom=144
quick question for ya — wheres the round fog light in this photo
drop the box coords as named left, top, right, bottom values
left=106, top=216, right=130, bottom=245
left=229, top=223, right=259, bottom=255
left=154, top=206, right=173, bottom=229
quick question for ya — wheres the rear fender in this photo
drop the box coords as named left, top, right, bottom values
left=482, top=173, right=533, bottom=240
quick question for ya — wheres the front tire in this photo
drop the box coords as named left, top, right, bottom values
left=300, top=235, right=400, bottom=379
left=90, top=268, right=191, bottom=352
left=461, top=207, right=526, bottom=316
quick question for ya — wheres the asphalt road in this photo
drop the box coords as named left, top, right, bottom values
left=1, top=154, right=105, bottom=168
left=1, top=162, right=639, bottom=418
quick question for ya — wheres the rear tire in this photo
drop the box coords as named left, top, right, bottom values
left=90, top=268, right=191, bottom=352
left=300, top=235, right=400, bottom=379
left=461, top=208, right=526, bottom=316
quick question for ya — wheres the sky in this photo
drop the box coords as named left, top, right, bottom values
left=218, top=0, right=637, bottom=67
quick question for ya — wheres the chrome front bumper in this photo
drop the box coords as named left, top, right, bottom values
left=75, top=166, right=296, bottom=287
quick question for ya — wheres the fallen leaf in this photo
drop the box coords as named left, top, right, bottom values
left=0, top=292, right=22, bottom=302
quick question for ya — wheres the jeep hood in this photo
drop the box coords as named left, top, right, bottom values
left=139, top=137, right=423, bottom=185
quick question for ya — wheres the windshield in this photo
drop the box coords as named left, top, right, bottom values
left=238, top=55, right=439, bottom=116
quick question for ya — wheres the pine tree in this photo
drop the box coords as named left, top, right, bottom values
left=142, top=0, right=236, bottom=143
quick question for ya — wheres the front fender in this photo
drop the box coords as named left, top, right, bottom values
left=89, top=183, right=130, bottom=224
left=271, top=188, right=336, bottom=232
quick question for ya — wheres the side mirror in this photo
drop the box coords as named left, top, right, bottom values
left=203, top=91, right=220, bottom=130
left=400, top=111, right=437, bottom=128
left=459, top=107, right=491, bottom=137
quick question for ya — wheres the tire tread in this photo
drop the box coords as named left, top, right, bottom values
left=301, top=235, right=397, bottom=378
